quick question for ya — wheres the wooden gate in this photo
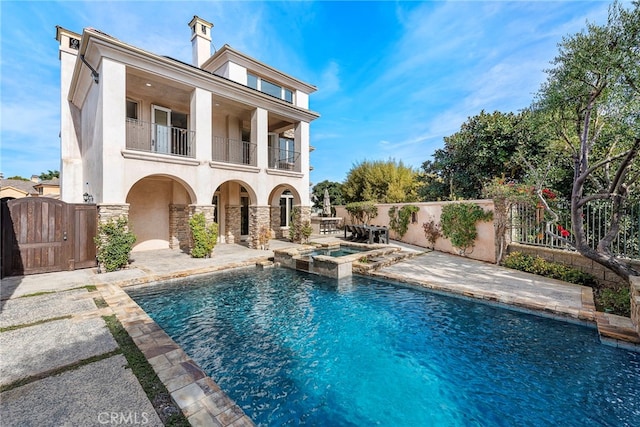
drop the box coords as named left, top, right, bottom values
left=1, top=198, right=97, bottom=277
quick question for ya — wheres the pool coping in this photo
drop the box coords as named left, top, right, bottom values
left=99, top=280, right=255, bottom=427
left=96, top=252, right=639, bottom=426
left=97, top=261, right=265, bottom=427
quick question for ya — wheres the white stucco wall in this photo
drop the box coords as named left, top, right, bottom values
left=127, top=177, right=192, bottom=251
left=59, top=35, right=83, bottom=203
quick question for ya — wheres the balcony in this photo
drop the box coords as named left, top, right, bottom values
left=268, top=147, right=301, bottom=172
left=212, top=136, right=256, bottom=166
left=126, top=118, right=195, bottom=158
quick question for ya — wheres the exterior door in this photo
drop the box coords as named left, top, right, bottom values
left=240, top=196, right=249, bottom=237
left=1, top=198, right=72, bottom=276
left=152, top=105, right=171, bottom=154
left=1, top=198, right=97, bottom=277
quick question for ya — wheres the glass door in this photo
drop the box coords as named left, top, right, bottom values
left=152, top=105, right=171, bottom=154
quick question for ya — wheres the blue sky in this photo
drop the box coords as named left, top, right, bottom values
left=1, top=1, right=611, bottom=185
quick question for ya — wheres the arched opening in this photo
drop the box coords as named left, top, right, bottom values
left=212, top=180, right=256, bottom=244
left=268, top=185, right=302, bottom=239
left=126, top=175, right=194, bottom=251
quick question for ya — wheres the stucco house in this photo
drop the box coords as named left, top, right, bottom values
left=56, top=16, right=319, bottom=251
left=0, top=176, right=60, bottom=202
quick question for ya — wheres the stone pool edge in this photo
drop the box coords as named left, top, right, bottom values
left=96, top=260, right=265, bottom=427
left=368, top=269, right=640, bottom=352
left=99, top=280, right=255, bottom=427
left=96, top=254, right=639, bottom=427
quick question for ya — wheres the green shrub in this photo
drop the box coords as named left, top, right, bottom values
left=288, top=207, right=313, bottom=243
left=95, top=217, right=136, bottom=272
left=345, top=201, right=378, bottom=225
left=502, top=252, right=597, bottom=286
left=503, top=252, right=630, bottom=316
left=300, top=220, right=313, bottom=243
left=189, top=213, right=218, bottom=258
left=389, top=205, right=419, bottom=238
left=440, top=202, right=493, bottom=255
left=597, top=287, right=631, bottom=317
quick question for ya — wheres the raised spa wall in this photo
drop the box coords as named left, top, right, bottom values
left=273, top=243, right=396, bottom=279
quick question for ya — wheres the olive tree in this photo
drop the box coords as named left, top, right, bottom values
left=535, top=1, right=639, bottom=282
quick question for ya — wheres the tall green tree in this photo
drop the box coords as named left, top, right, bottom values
left=39, top=170, right=59, bottom=180
left=342, top=159, right=419, bottom=203
left=420, top=110, right=533, bottom=200
left=534, top=0, right=639, bottom=281
left=311, top=180, right=345, bottom=208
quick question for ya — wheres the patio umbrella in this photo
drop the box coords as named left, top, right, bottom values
left=323, top=189, right=331, bottom=216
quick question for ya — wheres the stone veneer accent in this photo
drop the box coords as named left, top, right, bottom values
left=97, top=203, right=130, bottom=224
left=169, top=204, right=189, bottom=251
left=98, top=282, right=255, bottom=426
left=96, top=204, right=131, bottom=271
left=248, top=206, right=271, bottom=249
left=507, top=243, right=639, bottom=288
left=290, top=205, right=312, bottom=243
left=225, top=206, right=241, bottom=244
left=270, top=206, right=283, bottom=239
left=632, top=276, right=640, bottom=335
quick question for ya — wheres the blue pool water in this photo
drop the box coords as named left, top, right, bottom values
left=128, top=268, right=640, bottom=426
left=310, top=246, right=367, bottom=257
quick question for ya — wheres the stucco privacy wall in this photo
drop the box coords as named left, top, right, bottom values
left=334, top=200, right=496, bottom=263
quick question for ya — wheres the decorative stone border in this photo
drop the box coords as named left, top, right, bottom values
left=98, top=282, right=255, bottom=426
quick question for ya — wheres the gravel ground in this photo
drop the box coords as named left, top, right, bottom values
left=0, top=354, right=163, bottom=426
left=0, top=289, right=96, bottom=329
left=0, top=317, right=118, bottom=386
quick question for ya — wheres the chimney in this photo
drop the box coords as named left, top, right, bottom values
left=189, top=16, right=213, bottom=68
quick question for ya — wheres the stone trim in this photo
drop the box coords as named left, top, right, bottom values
left=225, top=206, right=241, bottom=244
left=248, top=206, right=271, bottom=249
left=169, top=204, right=189, bottom=251
left=98, top=282, right=255, bottom=426
left=270, top=206, right=283, bottom=239
left=97, top=204, right=130, bottom=224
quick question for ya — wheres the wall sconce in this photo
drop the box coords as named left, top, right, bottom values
left=83, top=192, right=94, bottom=203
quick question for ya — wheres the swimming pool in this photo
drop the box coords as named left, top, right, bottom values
left=128, top=268, right=640, bottom=426
left=310, top=245, right=368, bottom=257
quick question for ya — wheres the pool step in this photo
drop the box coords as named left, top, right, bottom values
left=354, top=250, right=426, bottom=275
left=256, top=260, right=276, bottom=269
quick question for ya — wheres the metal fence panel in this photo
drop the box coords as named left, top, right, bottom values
left=510, top=201, right=639, bottom=260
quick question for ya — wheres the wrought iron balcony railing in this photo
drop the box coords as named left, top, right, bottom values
left=126, top=118, right=195, bottom=158
left=212, top=136, right=257, bottom=166
left=268, top=147, right=301, bottom=172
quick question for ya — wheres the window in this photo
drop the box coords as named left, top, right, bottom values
left=284, top=89, right=293, bottom=103
left=126, top=100, right=138, bottom=120
left=212, top=194, right=219, bottom=223
left=279, top=137, right=295, bottom=163
left=247, top=73, right=258, bottom=90
left=280, top=191, right=294, bottom=227
left=246, top=73, right=293, bottom=103
left=261, top=79, right=282, bottom=98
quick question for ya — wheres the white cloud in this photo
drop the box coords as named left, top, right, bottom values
left=315, top=61, right=340, bottom=99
